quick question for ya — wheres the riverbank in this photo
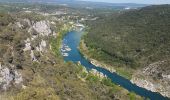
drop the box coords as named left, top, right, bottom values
left=50, top=24, right=73, bottom=57
left=76, top=64, right=143, bottom=100
left=79, top=39, right=133, bottom=80
left=60, top=31, right=145, bottom=100
left=79, top=39, right=170, bottom=99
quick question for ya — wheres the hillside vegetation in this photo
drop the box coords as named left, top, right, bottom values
left=0, top=4, right=143, bottom=100
left=85, top=5, right=170, bottom=69
left=83, top=5, right=170, bottom=97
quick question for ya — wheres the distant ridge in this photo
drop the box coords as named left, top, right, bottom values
left=0, top=0, right=147, bottom=8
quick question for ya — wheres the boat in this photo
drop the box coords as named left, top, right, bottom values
left=62, top=53, right=69, bottom=56
left=61, top=49, right=66, bottom=52
left=65, top=47, right=71, bottom=51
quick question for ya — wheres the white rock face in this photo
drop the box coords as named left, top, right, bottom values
left=131, top=77, right=170, bottom=97
left=23, top=20, right=52, bottom=62
left=14, top=71, right=23, bottom=84
left=36, top=40, right=47, bottom=52
left=31, top=35, right=37, bottom=41
left=23, top=19, right=31, bottom=26
left=30, top=50, right=37, bottom=62
left=52, top=32, right=57, bottom=37
left=0, top=67, right=13, bottom=90
left=142, top=61, right=165, bottom=75
left=40, top=40, right=47, bottom=51
left=28, top=27, right=32, bottom=33
left=0, top=64, right=22, bottom=90
left=0, top=18, right=56, bottom=91
left=16, top=22, right=23, bottom=28
left=33, top=21, right=52, bottom=36
left=162, top=74, right=170, bottom=79
left=131, top=78, right=157, bottom=92
left=90, top=69, right=106, bottom=79
left=131, top=60, right=170, bottom=98
left=51, top=21, right=56, bottom=25
left=23, top=38, right=31, bottom=51
left=141, top=60, right=170, bottom=98
left=23, top=43, right=31, bottom=51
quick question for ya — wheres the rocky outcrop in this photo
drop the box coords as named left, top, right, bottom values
left=0, top=63, right=22, bottom=90
left=0, top=17, right=56, bottom=91
left=16, top=22, right=23, bottom=28
left=90, top=69, right=107, bottom=79
left=23, top=38, right=31, bottom=51
left=131, top=76, right=170, bottom=98
left=22, top=19, right=53, bottom=61
left=131, top=60, right=170, bottom=98
left=36, top=40, right=47, bottom=52
left=33, top=21, right=52, bottom=36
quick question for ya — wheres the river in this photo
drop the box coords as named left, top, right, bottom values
left=60, top=31, right=169, bottom=100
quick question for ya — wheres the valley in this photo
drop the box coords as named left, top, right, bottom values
left=0, top=2, right=144, bottom=100
left=0, top=1, right=169, bottom=100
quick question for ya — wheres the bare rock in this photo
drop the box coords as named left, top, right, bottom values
left=33, top=21, right=52, bottom=36
left=0, top=63, right=23, bottom=90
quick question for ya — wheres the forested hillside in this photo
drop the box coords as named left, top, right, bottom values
left=85, top=4, right=170, bottom=69
left=83, top=4, right=170, bottom=97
